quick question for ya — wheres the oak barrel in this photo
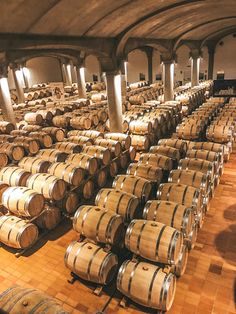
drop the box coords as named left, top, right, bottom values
left=82, top=179, right=94, bottom=199
left=0, top=143, right=24, bottom=161
left=13, top=137, right=40, bottom=155
left=130, top=135, right=150, bottom=151
left=68, top=135, right=93, bottom=146
left=29, top=131, right=53, bottom=148
left=53, top=142, right=82, bottom=154
left=94, top=139, right=122, bottom=157
left=56, top=191, right=79, bottom=214
left=24, top=113, right=43, bottom=125
left=18, top=157, right=51, bottom=174
left=82, top=145, right=111, bottom=165
left=66, top=153, right=98, bottom=175
left=0, top=167, right=31, bottom=186
left=42, top=127, right=65, bottom=142
left=37, top=149, right=68, bottom=163
left=139, top=153, right=173, bottom=171
left=150, top=145, right=180, bottom=161
left=104, top=133, right=131, bottom=150
left=158, top=138, right=187, bottom=156
left=127, top=163, right=163, bottom=183
left=178, top=158, right=215, bottom=182
left=35, top=205, right=61, bottom=230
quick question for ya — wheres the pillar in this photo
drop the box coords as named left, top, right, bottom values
left=0, top=65, right=16, bottom=124
left=105, top=71, right=123, bottom=132
left=21, top=64, right=30, bottom=90
left=65, top=63, right=72, bottom=86
left=11, top=64, right=25, bottom=103
left=208, top=46, right=215, bottom=80
left=146, top=48, right=153, bottom=84
left=76, top=66, right=87, bottom=98
left=190, top=49, right=201, bottom=87
left=120, top=60, right=127, bottom=104
left=163, top=61, right=174, bottom=101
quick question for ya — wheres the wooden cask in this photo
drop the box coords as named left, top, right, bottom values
left=186, top=149, right=220, bottom=171
left=65, top=241, right=118, bottom=284
left=18, top=157, right=50, bottom=174
left=47, top=162, right=85, bottom=186
left=73, top=206, right=124, bottom=245
left=139, top=153, right=173, bottom=171
left=94, top=139, right=122, bottom=157
left=125, top=219, right=183, bottom=264
left=68, top=135, right=93, bottom=146
left=82, top=145, right=111, bottom=165
left=127, top=163, right=163, bottom=183
left=174, top=244, right=189, bottom=277
left=129, top=120, right=152, bottom=135
left=2, top=187, right=44, bottom=217
left=0, top=134, right=15, bottom=143
left=206, top=125, right=233, bottom=143
left=42, top=127, right=65, bottom=142
left=13, top=137, right=40, bottom=155
left=0, top=286, right=67, bottom=313
left=0, top=152, right=8, bottom=168
left=176, top=124, right=202, bottom=140
left=22, top=124, right=42, bottom=132
left=53, top=142, right=82, bottom=154
left=96, top=169, right=107, bottom=188
left=70, top=116, right=92, bottom=130
left=35, top=205, right=61, bottom=230
left=150, top=145, right=180, bottom=161
left=56, top=191, right=79, bottom=214
left=0, top=143, right=24, bottom=161
left=158, top=138, right=187, bottom=156
left=29, top=131, right=53, bottom=148
left=112, top=175, right=152, bottom=202
left=178, top=158, right=215, bottom=182
left=109, top=160, right=118, bottom=177
left=26, top=173, right=66, bottom=201
left=24, top=113, right=43, bottom=125
left=95, top=188, right=139, bottom=222
left=66, top=153, right=98, bottom=175
left=117, top=260, right=176, bottom=311
left=0, top=181, right=9, bottom=199
left=0, top=215, right=38, bottom=248
left=0, top=121, right=15, bottom=134
left=67, top=129, right=103, bottom=139
left=37, top=149, right=68, bottom=163
left=37, top=109, right=54, bottom=122
left=143, top=200, right=194, bottom=237
left=0, top=167, right=31, bottom=186
left=104, top=133, right=131, bottom=150
left=130, top=135, right=150, bottom=151
left=52, top=115, right=70, bottom=128
left=82, top=179, right=94, bottom=199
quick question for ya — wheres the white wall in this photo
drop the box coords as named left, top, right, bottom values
left=85, top=55, right=101, bottom=82
left=127, top=49, right=148, bottom=84
left=214, top=34, right=236, bottom=79
left=26, top=57, right=62, bottom=87
left=152, top=49, right=162, bottom=82
left=175, top=45, right=191, bottom=83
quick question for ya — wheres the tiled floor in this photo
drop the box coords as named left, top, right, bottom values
left=0, top=151, right=235, bottom=314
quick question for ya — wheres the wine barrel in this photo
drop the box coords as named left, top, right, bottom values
left=68, top=135, right=93, bottom=146
left=130, top=135, right=150, bottom=151
left=125, top=219, right=183, bottom=264
left=0, top=215, right=38, bottom=248
left=67, top=129, right=104, bottom=139
left=96, top=169, right=107, bottom=188
left=192, top=141, right=224, bottom=163
left=24, top=113, right=43, bottom=125
left=0, top=152, right=8, bottom=168
left=0, top=143, right=24, bottom=161
left=176, top=124, right=202, bottom=140
left=82, top=145, right=111, bottom=165
left=29, top=131, right=53, bottom=148
left=0, top=134, right=15, bottom=143
left=112, top=175, right=152, bottom=202
left=104, top=133, right=131, bottom=150
left=127, top=163, right=163, bottom=183
left=47, top=162, right=85, bottom=186
left=0, top=167, right=31, bottom=186
left=0, top=286, right=67, bottom=313
left=35, top=205, right=61, bottom=230
left=139, top=153, right=173, bottom=171
left=53, top=142, right=82, bottom=154
left=109, top=160, right=118, bottom=177
left=70, top=116, right=92, bottom=130
left=206, top=125, right=233, bottom=143
left=158, top=138, right=187, bottom=156
left=82, top=179, right=94, bottom=199
left=52, top=115, right=70, bottom=128
left=178, top=158, right=215, bottom=182
left=150, top=145, right=180, bottom=161
left=129, top=120, right=152, bottom=135
left=66, top=153, right=98, bottom=175
left=143, top=200, right=194, bottom=237
left=186, top=149, right=220, bottom=169
left=0, top=121, right=15, bottom=134
left=94, top=139, right=122, bottom=157
left=13, top=137, right=40, bottom=155
left=65, top=241, right=118, bottom=284
left=56, top=191, right=79, bottom=214
left=117, top=260, right=176, bottom=311
left=42, top=127, right=65, bottom=142
left=37, top=109, right=54, bottom=122
left=10, top=129, right=29, bottom=137
left=95, top=188, right=139, bottom=222
left=173, top=244, right=189, bottom=277
left=73, top=206, right=124, bottom=245
left=18, top=157, right=50, bottom=174
left=2, top=187, right=44, bottom=217
left=37, top=149, right=68, bottom=163
left=26, top=173, right=66, bottom=201
left=22, top=124, right=42, bottom=132
left=0, top=181, right=9, bottom=199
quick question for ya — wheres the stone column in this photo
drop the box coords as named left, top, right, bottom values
left=190, top=49, right=201, bottom=87
left=76, top=66, right=87, bottom=98
left=146, top=48, right=153, bottom=84
left=65, top=63, right=72, bottom=86
left=10, top=64, right=25, bottom=103
left=120, top=60, right=127, bottom=104
left=21, top=63, right=30, bottom=90
left=163, top=61, right=175, bottom=101
left=105, top=71, right=123, bottom=132
left=208, top=46, right=215, bottom=80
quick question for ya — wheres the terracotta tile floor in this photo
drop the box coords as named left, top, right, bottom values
left=0, top=150, right=236, bottom=314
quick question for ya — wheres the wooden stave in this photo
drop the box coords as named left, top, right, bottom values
left=150, top=145, right=180, bottom=161
left=139, top=153, right=173, bottom=171
left=0, top=143, right=25, bottom=161
left=0, top=167, right=31, bottom=187
left=127, top=163, right=163, bottom=183
left=37, top=149, right=68, bottom=163
left=82, top=145, right=111, bottom=165
left=18, top=157, right=51, bottom=174
left=66, top=153, right=98, bottom=175
left=53, top=142, right=82, bottom=154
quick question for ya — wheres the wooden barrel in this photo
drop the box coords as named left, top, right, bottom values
left=94, top=139, right=122, bottom=157
left=56, top=191, right=79, bottom=214
left=66, top=153, right=98, bottom=175
left=47, top=162, right=85, bottom=186
left=2, top=187, right=45, bottom=217
left=178, top=158, right=215, bottom=182
left=139, top=153, right=173, bottom=171
left=37, top=109, right=54, bottom=122
left=13, top=137, right=40, bottom=155
left=0, top=286, right=66, bottom=313
left=158, top=139, right=187, bottom=156
left=82, top=145, right=111, bottom=165
left=0, top=121, right=15, bottom=134
left=174, top=244, right=189, bottom=277
left=117, top=260, right=176, bottom=311
left=112, top=175, right=152, bottom=202
left=73, top=206, right=124, bottom=245
left=29, top=131, right=53, bottom=148
left=82, top=179, right=94, bottom=199
left=191, top=141, right=224, bottom=162
left=169, top=169, right=210, bottom=196
left=65, top=241, right=118, bottom=284
left=143, top=200, right=194, bottom=237
left=176, top=124, right=202, bottom=140
left=70, top=116, right=92, bottom=130
left=125, top=219, right=183, bottom=264
left=53, top=142, right=82, bottom=154
left=24, top=113, right=43, bottom=125
left=0, top=167, right=31, bottom=186
left=117, top=153, right=129, bottom=169
left=42, top=127, right=65, bottom=142
left=26, top=173, right=66, bottom=201
left=157, top=183, right=202, bottom=214
left=104, top=133, right=131, bottom=150
left=109, top=160, right=118, bottom=177
left=206, top=125, right=233, bottom=143
left=18, top=157, right=50, bottom=174
left=0, top=134, right=15, bottom=143
left=95, top=188, right=139, bottom=222
left=67, top=129, right=104, bottom=139
left=52, top=115, right=70, bottom=128
left=35, top=205, right=61, bottom=230
left=22, top=124, right=42, bottom=132
left=0, top=152, right=8, bottom=168
left=96, top=169, right=107, bottom=188
left=186, top=149, right=220, bottom=168
left=68, top=135, right=93, bottom=146
left=150, top=145, right=180, bottom=161
left=37, top=149, right=68, bottom=163
left=0, top=181, right=9, bottom=199
left=0, top=215, right=38, bottom=248
left=0, top=143, right=24, bottom=161
left=130, top=135, right=150, bottom=151
left=129, top=120, right=152, bottom=135
left=127, top=163, right=163, bottom=183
